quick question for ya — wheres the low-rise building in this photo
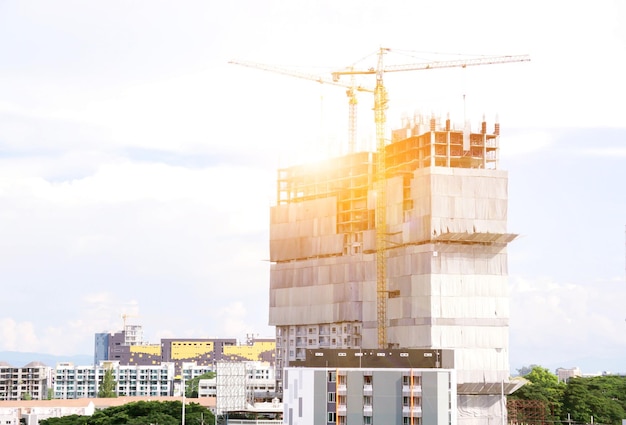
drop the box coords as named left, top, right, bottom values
left=283, top=349, right=457, bottom=425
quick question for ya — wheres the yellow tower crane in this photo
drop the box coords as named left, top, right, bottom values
left=331, top=48, right=530, bottom=349
left=228, top=60, right=374, bottom=153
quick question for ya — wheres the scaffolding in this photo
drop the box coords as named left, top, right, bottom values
left=269, top=116, right=517, bottom=423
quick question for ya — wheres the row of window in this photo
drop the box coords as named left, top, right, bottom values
left=327, top=372, right=423, bottom=387
left=328, top=412, right=421, bottom=425
left=327, top=392, right=420, bottom=407
left=284, top=324, right=362, bottom=336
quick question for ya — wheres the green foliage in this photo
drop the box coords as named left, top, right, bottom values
left=525, top=366, right=559, bottom=387
left=97, top=369, right=117, bottom=398
left=40, top=401, right=214, bottom=425
left=562, top=376, right=626, bottom=425
left=186, top=371, right=216, bottom=398
left=510, top=366, right=565, bottom=422
left=39, top=415, right=89, bottom=425
left=510, top=366, right=626, bottom=425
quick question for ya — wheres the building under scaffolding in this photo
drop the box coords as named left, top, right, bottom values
left=269, top=114, right=521, bottom=425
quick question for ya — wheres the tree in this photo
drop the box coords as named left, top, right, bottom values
left=40, top=401, right=215, bottom=425
left=525, top=366, right=559, bottom=387
left=509, top=365, right=565, bottom=421
left=98, top=368, right=117, bottom=398
left=563, top=376, right=626, bottom=425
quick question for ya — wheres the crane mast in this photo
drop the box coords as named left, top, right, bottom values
left=332, top=48, right=530, bottom=349
left=373, top=50, right=388, bottom=349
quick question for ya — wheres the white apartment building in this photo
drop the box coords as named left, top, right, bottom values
left=54, top=361, right=213, bottom=399
left=0, top=362, right=52, bottom=401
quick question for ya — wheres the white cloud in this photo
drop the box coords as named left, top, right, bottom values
left=576, top=147, right=626, bottom=158
left=509, top=275, right=626, bottom=370
left=0, top=0, right=625, bottom=362
left=499, top=130, right=555, bottom=157
left=0, top=319, right=39, bottom=352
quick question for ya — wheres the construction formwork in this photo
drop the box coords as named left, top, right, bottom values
left=269, top=116, right=517, bottom=425
left=215, top=362, right=246, bottom=415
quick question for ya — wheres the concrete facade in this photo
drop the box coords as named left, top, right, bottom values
left=0, top=362, right=52, bottom=401
left=269, top=117, right=516, bottom=425
left=283, top=349, right=457, bottom=425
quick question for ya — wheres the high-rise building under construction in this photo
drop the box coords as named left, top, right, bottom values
left=269, top=114, right=519, bottom=424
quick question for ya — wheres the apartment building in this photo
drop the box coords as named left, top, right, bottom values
left=0, top=362, right=51, bottom=401
left=283, top=349, right=457, bottom=425
left=53, top=361, right=212, bottom=399
left=95, top=326, right=275, bottom=371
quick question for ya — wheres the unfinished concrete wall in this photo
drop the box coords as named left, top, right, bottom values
left=269, top=123, right=515, bottom=425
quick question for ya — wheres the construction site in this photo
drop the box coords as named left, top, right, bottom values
left=237, top=49, right=529, bottom=425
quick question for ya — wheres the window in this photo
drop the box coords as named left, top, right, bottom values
left=364, top=375, right=372, bottom=385
left=328, top=371, right=336, bottom=382
left=364, top=416, right=372, bottom=425
left=328, top=412, right=336, bottom=423
left=363, top=395, right=372, bottom=406
left=337, top=395, right=346, bottom=406
left=328, top=392, right=336, bottom=402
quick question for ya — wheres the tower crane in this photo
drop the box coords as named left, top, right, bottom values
left=228, top=60, right=374, bottom=153
left=331, top=48, right=530, bottom=349
left=121, top=312, right=139, bottom=329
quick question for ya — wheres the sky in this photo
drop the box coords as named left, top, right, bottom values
left=0, top=0, right=625, bottom=375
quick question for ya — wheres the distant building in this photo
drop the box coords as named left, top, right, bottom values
left=94, top=326, right=275, bottom=372
left=283, top=349, right=458, bottom=425
left=53, top=361, right=212, bottom=399
left=556, top=367, right=581, bottom=383
left=0, top=362, right=52, bottom=401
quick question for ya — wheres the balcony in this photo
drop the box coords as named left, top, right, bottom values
left=402, top=385, right=422, bottom=395
left=402, top=406, right=422, bottom=416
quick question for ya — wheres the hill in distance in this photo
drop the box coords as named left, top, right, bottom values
left=0, top=351, right=93, bottom=367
